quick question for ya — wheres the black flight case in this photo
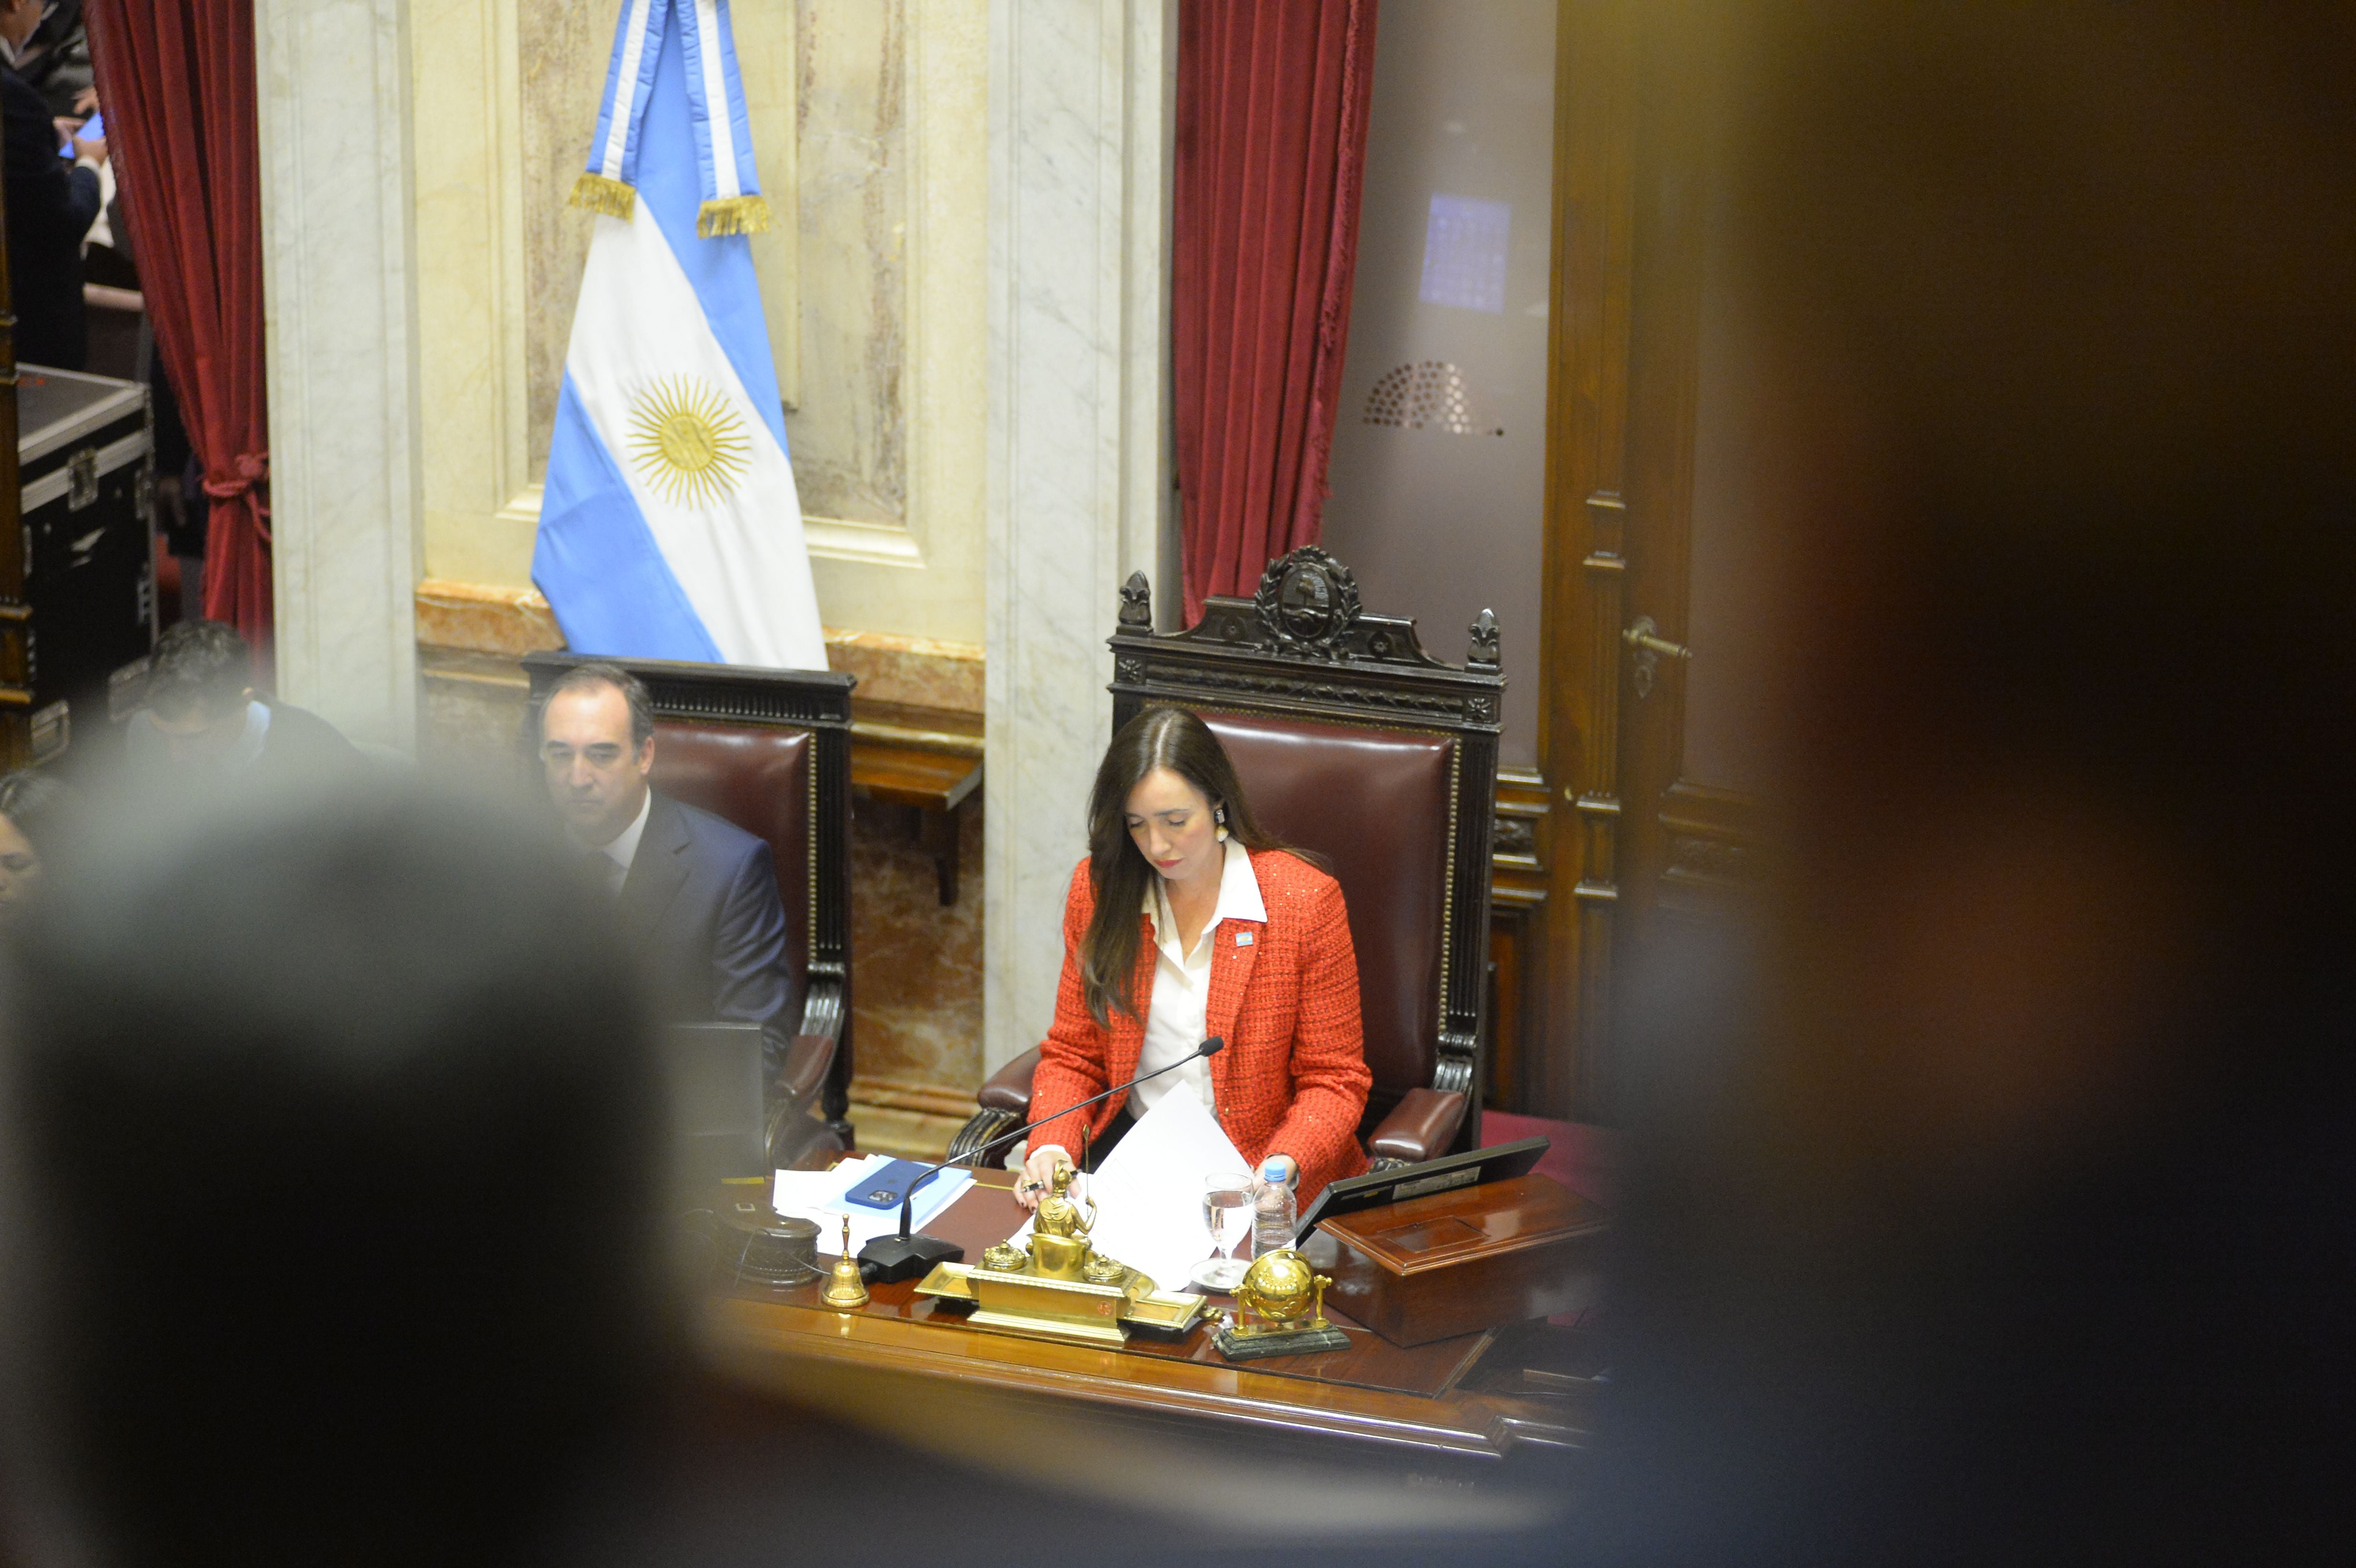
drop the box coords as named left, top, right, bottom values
left=12, top=365, right=157, bottom=768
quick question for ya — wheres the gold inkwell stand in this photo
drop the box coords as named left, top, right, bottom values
left=914, top=1163, right=1206, bottom=1345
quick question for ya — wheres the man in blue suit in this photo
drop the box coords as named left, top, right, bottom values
left=537, top=664, right=796, bottom=1066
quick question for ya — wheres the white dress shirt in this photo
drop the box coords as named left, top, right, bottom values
left=571, top=787, right=652, bottom=897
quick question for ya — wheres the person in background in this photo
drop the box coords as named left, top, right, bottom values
left=127, top=620, right=355, bottom=786
left=0, top=769, right=71, bottom=904
left=1, top=0, right=103, bottom=370
left=536, top=662, right=798, bottom=1078
left=8, top=0, right=87, bottom=118
left=1017, top=705, right=1371, bottom=1209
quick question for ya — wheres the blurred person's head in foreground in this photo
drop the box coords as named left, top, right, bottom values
left=0, top=783, right=669, bottom=1568
left=1583, top=3, right=2356, bottom=1563
left=0, top=771, right=72, bottom=904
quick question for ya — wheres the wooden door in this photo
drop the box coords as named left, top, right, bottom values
left=1530, top=0, right=1756, bottom=1121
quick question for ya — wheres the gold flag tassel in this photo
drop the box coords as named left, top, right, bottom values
left=698, top=194, right=774, bottom=238
left=568, top=172, right=637, bottom=221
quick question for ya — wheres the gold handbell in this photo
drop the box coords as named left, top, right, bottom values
left=821, top=1215, right=869, bottom=1310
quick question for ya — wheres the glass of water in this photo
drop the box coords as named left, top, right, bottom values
left=1195, top=1171, right=1254, bottom=1292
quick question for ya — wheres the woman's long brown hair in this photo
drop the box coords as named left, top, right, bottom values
left=1079, top=707, right=1284, bottom=1027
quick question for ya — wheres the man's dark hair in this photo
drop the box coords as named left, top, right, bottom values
left=0, top=785, right=669, bottom=1567
left=145, top=620, right=253, bottom=721
left=542, top=662, right=656, bottom=750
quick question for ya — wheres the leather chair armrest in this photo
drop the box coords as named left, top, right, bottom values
left=977, top=1045, right=1043, bottom=1115
left=1368, top=1087, right=1467, bottom=1165
left=775, top=1033, right=836, bottom=1106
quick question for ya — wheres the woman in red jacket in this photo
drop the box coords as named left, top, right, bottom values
left=1016, top=706, right=1372, bottom=1209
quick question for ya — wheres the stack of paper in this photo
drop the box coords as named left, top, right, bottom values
left=1008, top=1090, right=1251, bottom=1287
left=774, top=1155, right=974, bottom=1256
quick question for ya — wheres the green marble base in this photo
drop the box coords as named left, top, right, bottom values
left=1211, top=1322, right=1352, bottom=1361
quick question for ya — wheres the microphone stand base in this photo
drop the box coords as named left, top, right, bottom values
left=858, top=1230, right=964, bottom=1284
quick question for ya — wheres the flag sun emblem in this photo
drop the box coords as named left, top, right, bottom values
left=626, top=376, right=752, bottom=507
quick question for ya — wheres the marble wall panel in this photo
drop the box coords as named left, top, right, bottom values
left=850, top=795, right=984, bottom=1092
left=415, top=650, right=535, bottom=785
left=827, top=629, right=983, bottom=713
left=982, top=0, right=1174, bottom=1070
left=516, top=0, right=609, bottom=476
left=256, top=0, right=421, bottom=748
left=415, top=577, right=565, bottom=654
left=791, top=0, right=908, bottom=528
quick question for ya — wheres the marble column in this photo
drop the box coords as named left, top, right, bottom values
left=983, top=0, right=1176, bottom=1071
left=255, top=0, right=424, bottom=750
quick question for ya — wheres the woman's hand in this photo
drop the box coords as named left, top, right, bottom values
left=1014, top=1143, right=1071, bottom=1209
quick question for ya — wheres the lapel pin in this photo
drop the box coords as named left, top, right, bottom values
left=1236, top=932, right=1254, bottom=946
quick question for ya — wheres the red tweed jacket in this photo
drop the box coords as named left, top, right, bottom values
left=1028, top=849, right=1373, bottom=1204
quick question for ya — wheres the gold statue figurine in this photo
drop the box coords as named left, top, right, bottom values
left=1031, top=1162, right=1096, bottom=1238
left=911, top=1159, right=1211, bottom=1346
left=1027, top=1163, right=1098, bottom=1280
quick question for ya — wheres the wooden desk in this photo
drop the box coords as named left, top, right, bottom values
left=697, top=1176, right=1598, bottom=1483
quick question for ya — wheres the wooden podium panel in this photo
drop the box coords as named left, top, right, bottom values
left=1306, top=1174, right=1607, bottom=1346
left=695, top=1176, right=1597, bottom=1472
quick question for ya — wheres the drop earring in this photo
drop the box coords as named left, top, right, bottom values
left=1214, top=806, right=1229, bottom=843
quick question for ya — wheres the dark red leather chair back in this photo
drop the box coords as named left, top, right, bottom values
left=649, top=722, right=813, bottom=992
left=1202, top=712, right=1454, bottom=1108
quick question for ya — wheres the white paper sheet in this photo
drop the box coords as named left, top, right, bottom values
left=1007, top=1089, right=1251, bottom=1288
left=774, top=1155, right=974, bottom=1256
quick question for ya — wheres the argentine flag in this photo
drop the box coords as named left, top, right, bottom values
left=532, top=0, right=826, bottom=670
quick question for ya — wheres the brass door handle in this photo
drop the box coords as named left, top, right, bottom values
left=1623, top=616, right=1689, bottom=700
left=1623, top=617, right=1691, bottom=661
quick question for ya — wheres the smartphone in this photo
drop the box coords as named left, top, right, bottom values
left=842, top=1157, right=934, bottom=1212
left=60, top=110, right=104, bottom=157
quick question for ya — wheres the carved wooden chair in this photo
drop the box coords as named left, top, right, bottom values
left=948, top=546, right=1505, bottom=1170
left=523, top=652, right=857, bottom=1160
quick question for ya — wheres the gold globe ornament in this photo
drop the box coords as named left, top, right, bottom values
left=1212, top=1247, right=1349, bottom=1362
left=1233, top=1248, right=1323, bottom=1325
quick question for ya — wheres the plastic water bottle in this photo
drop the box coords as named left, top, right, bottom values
left=1252, top=1160, right=1297, bottom=1257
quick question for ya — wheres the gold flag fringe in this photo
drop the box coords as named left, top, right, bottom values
left=568, top=173, right=637, bottom=221
left=697, top=195, right=774, bottom=238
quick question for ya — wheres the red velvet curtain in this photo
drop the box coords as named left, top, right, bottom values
left=85, top=0, right=273, bottom=653
left=1172, top=0, right=1379, bottom=625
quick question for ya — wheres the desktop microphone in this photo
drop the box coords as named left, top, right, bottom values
left=855, top=1036, right=1226, bottom=1283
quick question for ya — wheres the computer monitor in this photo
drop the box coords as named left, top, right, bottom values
left=662, top=1022, right=768, bottom=1184
left=1294, top=1135, right=1552, bottom=1238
